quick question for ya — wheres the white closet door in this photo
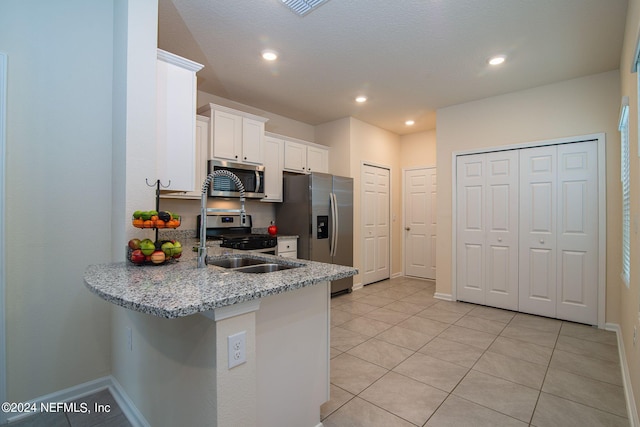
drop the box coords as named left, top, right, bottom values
left=457, top=152, right=518, bottom=309
left=484, top=151, right=519, bottom=310
left=457, top=154, right=487, bottom=305
left=519, top=141, right=598, bottom=324
left=519, top=145, right=558, bottom=317
left=556, top=141, right=598, bottom=324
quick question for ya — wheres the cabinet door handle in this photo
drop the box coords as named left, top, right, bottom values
left=540, top=238, right=545, bottom=244
left=497, top=237, right=502, bottom=242
left=405, top=227, right=410, bottom=231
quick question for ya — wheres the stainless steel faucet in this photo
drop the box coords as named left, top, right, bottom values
left=198, top=170, right=246, bottom=268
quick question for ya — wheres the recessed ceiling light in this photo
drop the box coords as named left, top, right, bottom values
left=262, top=50, right=278, bottom=61
left=405, top=120, right=415, bottom=126
left=488, top=55, right=506, bottom=66
left=355, top=96, right=367, bottom=103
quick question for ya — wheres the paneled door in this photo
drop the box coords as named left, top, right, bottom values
left=362, top=164, right=390, bottom=285
left=519, top=145, right=557, bottom=317
left=404, top=168, right=437, bottom=279
left=520, top=141, right=598, bottom=324
left=456, top=151, right=519, bottom=310
left=556, top=141, right=598, bottom=324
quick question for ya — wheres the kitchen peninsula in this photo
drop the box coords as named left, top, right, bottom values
left=84, top=245, right=357, bottom=427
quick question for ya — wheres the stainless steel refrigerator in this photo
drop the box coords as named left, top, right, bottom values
left=276, top=173, right=354, bottom=295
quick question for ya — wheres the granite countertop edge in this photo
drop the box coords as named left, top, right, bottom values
left=84, top=242, right=357, bottom=319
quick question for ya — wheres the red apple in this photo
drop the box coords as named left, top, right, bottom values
left=268, top=223, right=278, bottom=236
left=130, top=249, right=145, bottom=265
left=128, top=238, right=141, bottom=250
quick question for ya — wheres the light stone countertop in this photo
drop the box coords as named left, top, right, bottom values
left=83, top=238, right=356, bottom=319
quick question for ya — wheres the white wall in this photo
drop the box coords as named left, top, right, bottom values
left=435, top=71, right=621, bottom=324
left=0, top=0, right=113, bottom=401
left=617, top=0, right=640, bottom=416
left=315, top=117, right=351, bottom=177
left=400, top=129, right=437, bottom=168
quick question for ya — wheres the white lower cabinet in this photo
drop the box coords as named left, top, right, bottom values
left=277, top=237, right=297, bottom=258
left=456, top=140, right=600, bottom=325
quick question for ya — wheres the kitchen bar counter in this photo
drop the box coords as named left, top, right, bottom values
left=83, top=241, right=356, bottom=318
left=85, top=238, right=354, bottom=427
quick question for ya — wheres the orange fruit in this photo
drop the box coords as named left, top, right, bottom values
left=143, top=220, right=154, bottom=228
left=155, top=219, right=166, bottom=228
left=133, top=218, right=144, bottom=228
left=151, top=215, right=159, bottom=221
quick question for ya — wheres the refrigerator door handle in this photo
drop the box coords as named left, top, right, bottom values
left=330, top=192, right=339, bottom=257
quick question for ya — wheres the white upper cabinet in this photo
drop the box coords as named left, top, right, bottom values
left=161, top=115, right=209, bottom=199
left=283, top=138, right=329, bottom=174
left=262, top=136, right=284, bottom=202
left=198, top=103, right=268, bottom=165
left=156, top=49, right=203, bottom=192
left=306, top=145, right=329, bottom=173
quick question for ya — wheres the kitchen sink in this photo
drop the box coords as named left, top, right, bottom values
left=207, top=255, right=302, bottom=273
left=231, top=263, right=296, bottom=273
left=207, top=256, right=267, bottom=269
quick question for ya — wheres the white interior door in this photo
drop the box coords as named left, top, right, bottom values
left=484, top=151, right=519, bottom=310
left=404, top=168, right=436, bottom=279
left=519, top=145, right=557, bottom=317
left=457, top=151, right=518, bottom=310
left=519, top=141, right=598, bottom=324
left=556, top=141, right=598, bottom=324
left=456, top=154, right=486, bottom=304
left=362, top=164, right=390, bottom=285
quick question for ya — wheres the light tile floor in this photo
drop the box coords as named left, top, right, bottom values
left=322, top=277, right=629, bottom=427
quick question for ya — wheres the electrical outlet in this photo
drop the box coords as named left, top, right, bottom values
left=228, top=331, right=246, bottom=369
left=126, top=327, right=132, bottom=352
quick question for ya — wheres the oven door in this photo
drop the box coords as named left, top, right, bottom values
left=208, top=160, right=265, bottom=198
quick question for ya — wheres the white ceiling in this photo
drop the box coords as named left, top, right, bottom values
left=158, top=0, right=628, bottom=135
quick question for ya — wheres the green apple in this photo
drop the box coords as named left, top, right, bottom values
left=161, top=241, right=175, bottom=257
left=140, top=239, right=155, bottom=256
left=172, top=241, right=182, bottom=258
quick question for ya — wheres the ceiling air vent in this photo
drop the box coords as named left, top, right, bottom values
left=280, top=0, right=330, bottom=16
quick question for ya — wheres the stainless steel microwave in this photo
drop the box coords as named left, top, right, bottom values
left=208, top=160, right=265, bottom=198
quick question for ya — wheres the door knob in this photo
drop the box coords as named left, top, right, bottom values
left=405, top=227, right=411, bottom=231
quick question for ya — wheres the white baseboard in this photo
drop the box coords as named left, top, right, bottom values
left=391, top=272, right=403, bottom=279
left=5, top=376, right=149, bottom=427
left=434, top=292, right=453, bottom=301
left=606, top=323, right=639, bottom=426
left=352, top=281, right=363, bottom=291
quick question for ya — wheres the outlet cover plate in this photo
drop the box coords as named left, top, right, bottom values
left=228, top=331, right=246, bottom=369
